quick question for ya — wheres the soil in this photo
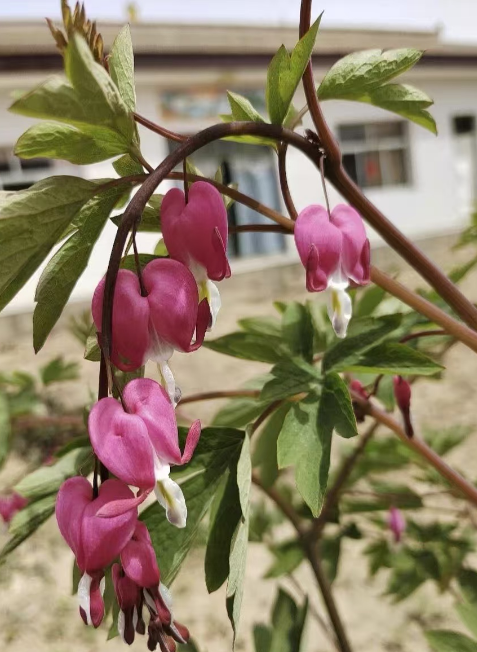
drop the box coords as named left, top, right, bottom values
left=0, top=235, right=476, bottom=652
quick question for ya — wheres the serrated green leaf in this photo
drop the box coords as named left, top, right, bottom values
left=352, top=83, right=437, bottom=134
left=11, top=35, right=135, bottom=159
left=0, top=494, right=56, bottom=561
left=0, top=176, right=97, bottom=312
left=141, top=427, right=244, bottom=586
left=425, top=630, right=477, bottom=652
left=345, top=342, right=443, bottom=375
left=64, top=35, right=134, bottom=144
left=253, top=403, right=292, bottom=487
left=318, top=48, right=423, bottom=100
left=109, top=25, right=136, bottom=113
left=205, top=332, right=287, bottom=364
left=14, top=446, right=92, bottom=501
left=321, top=372, right=358, bottom=439
left=282, top=302, right=314, bottom=362
left=33, top=185, right=125, bottom=351
left=260, top=358, right=319, bottom=403
left=15, top=121, right=129, bottom=164
left=267, top=17, right=321, bottom=124
left=322, top=314, right=402, bottom=373
left=277, top=393, right=331, bottom=516
left=113, top=153, right=143, bottom=177
left=0, top=393, right=11, bottom=470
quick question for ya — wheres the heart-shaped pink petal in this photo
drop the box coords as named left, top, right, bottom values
left=89, top=397, right=156, bottom=489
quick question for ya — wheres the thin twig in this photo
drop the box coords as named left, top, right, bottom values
left=252, top=473, right=305, bottom=535
left=278, top=143, right=298, bottom=220
left=349, top=387, right=477, bottom=507
left=229, top=224, right=288, bottom=234
left=400, top=329, right=446, bottom=344
left=134, top=112, right=186, bottom=143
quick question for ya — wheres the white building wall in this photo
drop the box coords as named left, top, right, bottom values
left=0, top=71, right=475, bottom=313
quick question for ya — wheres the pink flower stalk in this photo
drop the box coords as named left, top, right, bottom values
left=55, top=476, right=140, bottom=627
left=388, top=506, right=406, bottom=543
left=114, top=522, right=190, bottom=649
left=89, top=378, right=201, bottom=529
left=92, top=258, right=210, bottom=403
left=161, top=181, right=231, bottom=329
left=0, top=492, right=28, bottom=525
left=294, top=203, right=370, bottom=338
left=393, top=376, right=414, bottom=438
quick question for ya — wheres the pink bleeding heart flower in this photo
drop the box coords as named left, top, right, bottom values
left=393, top=375, right=414, bottom=438
left=294, top=203, right=370, bottom=338
left=388, top=506, right=406, bottom=544
left=0, top=492, right=28, bottom=525
left=89, top=378, right=201, bottom=528
left=113, top=522, right=190, bottom=648
left=161, top=181, right=231, bottom=329
left=55, top=476, right=139, bottom=628
left=92, top=258, right=210, bottom=403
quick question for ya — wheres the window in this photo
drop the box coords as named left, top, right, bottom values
left=169, top=140, right=285, bottom=259
left=0, top=149, right=54, bottom=191
left=338, top=121, right=411, bottom=188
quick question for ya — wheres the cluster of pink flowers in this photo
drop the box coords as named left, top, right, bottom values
left=294, top=203, right=370, bottom=337
left=55, top=181, right=230, bottom=648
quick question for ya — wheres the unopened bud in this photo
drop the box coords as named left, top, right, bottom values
left=393, top=376, right=414, bottom=438
left=388, top=506, right=406, bottom=544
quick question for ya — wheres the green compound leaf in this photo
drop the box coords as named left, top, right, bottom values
left=33, top=184, right=126, bottom=351
left=109, top=25, right=136, bottom=113
left=318, top=48, right=423, bottom=100
left=267, top=16, right=321, bottom=124
left=320, top=372, right=358, bottom=439
left=0, top=176, right=98, bottom=312
left=344, top=342, right=443, bottom=376
left=281, top=302, right=314, bottom=363
left=141, top=427, right=245, bottom=586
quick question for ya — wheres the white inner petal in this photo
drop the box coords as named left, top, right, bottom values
left=327, top=287, right=352, bottom=339
left=204, top=280, right=221, bottom=331
left=78, top=572, right=93, bottom=626
left=117, top=609, right=126, bottom=643
left=154, top=475, right=187, bottom=529
left=159, top=583, right=173, bottom=610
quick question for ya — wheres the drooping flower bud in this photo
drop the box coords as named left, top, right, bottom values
left=55, top=477, right=140, bottom=627
left=393, top=376, right=414, bottom=438
left=89, top=378, right=201, bottom=528
left=161, top=181, right=231, bottom=328
left=0, top=492, right=28, bottom=525
left=92, top=259, right=210, bottom=403
left=294, top=204, right=370, bottom=338
left=387, top=506, right=406, bottom=543
left=113, top=522, right=190, bottom=649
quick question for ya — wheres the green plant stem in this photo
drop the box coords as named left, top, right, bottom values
left=277, top=143, right=298, bottom=219
left=252, top=472, right=353, bottom=652
left=349, top=387, right=477, bottom=507
left=310, top=422, right=379, bottom=538
left=299, top=0, right=477, bottom=331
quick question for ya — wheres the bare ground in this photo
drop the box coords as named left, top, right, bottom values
left=0, top=234, right=476, bottom=652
